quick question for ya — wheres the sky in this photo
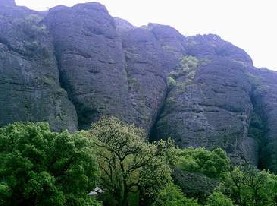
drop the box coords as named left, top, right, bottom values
left=15, top=0, right=277, bottom=71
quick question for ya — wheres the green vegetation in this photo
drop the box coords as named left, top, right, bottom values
left=0, top=122, right=99, bottom=206
left=23, top=14, right=48, bottom=34
left=152, top=183, right=199, bottom=206
left=180, top=55, right=199, bottom=71
left=166, top=76, right=177, bottom=89
left=219, top=166, right=277, bottom=206
left=166, top=55, right=199, bottom=94
left=1, top=119, right=277, bottom=206
left=177, top=147, right=230, bottom=178
left=88, top=117, right=176, bottom=206
left=168, top=55, right=199, bottom=81
left=205, top=191, right=234, bottom=206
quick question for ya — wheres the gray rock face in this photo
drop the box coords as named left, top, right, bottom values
left=46, top=5, right=187, bottom=133
left=121, top=24, right=186, bottom=133
left=152, top=55, right=254, bottom=164
left=0, top=6, right=77, bottom=131
left=148, top=24, right=186, bottom=61
left=0, top=0, right=16, bottom=7
left=185, top=34, right=253, bottom=66
left=114, top=17, right=135, bottom=35
left=46, top=3, right=132, bottom=129
left=122, top=27, right=168, bottom=132
left=248, top=68, right=277, bottom=172
left=150, top=35, right=257, bottom=164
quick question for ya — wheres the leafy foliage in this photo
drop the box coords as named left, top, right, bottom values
left=0, top=122, right=99, bottom=206
left=89, top=117, right=176, bottom=206
left=168, top=55, right=199, bottom=80
left=1, top=120, right=277, bottom=206
left=180, top=55, right=199, bottom=71
left=205, top=191, right=234, bottom=206
left=166, top=76, right=177, bottom=89
left=177, top=147, right=230, bottom=178
left=219, top=166, right=277, bottom=206
left=152, top=183, right=199, bottom=206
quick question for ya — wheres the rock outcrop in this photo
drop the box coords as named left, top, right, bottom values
left=0, top=4, right=77, bottom=131
left=114, top=17, right=135, bottom=35
left=247, top=68, right=277, bottom=171
left=120, top=24, right=187, bottom=133
left=46, top=3, right=133, bottom=129
left=1, top=2, right=277, bottom=171
left=0, top=0, right=16, bottom=7
left=122, top=26, right=168, bottom=132
left=151, top=36, right=255, bottom=164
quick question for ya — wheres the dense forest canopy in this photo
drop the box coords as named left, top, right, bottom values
left=1, top=119, right=277, bottom=205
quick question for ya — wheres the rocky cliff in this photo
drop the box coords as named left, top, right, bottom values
left=0, top=1, right=77, bottom=131
left=1, top=1, right=277, bottom=172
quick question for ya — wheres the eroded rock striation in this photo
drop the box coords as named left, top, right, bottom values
left=0, top=3, right=77, bottom=131
left=152, top=36, right=255, bottom=164
left=45, top=3, right=133, bottom=129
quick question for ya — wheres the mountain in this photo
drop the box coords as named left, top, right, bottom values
left=1, top=0, right=277, bottom=172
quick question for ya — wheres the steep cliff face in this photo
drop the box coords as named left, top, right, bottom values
left=119, top=23, right=187, bottom=133
left=121, top=27, right=167, bottom=132
left=1, top=2, right=277, bottom=171
left=45, top=2, right=187, bottom=132
left=0, top=3, right=77, bottom=131
left=151, top=35, right=255, bottom=164
left=247, top=68, right=277, bottom=171
left=45, top=3, right=133, bottom=129
left=184, top=34, right=253, bottom=65
left=0, top=0, right=15, bottom=7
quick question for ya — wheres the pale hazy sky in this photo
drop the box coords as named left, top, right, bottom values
left=15, top=0, right=277, bottom=70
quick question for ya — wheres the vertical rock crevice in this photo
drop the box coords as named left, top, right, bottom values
left=247, top=68, right=277, bottom=172
left=247, top=91, right=268, bottom=169
left=149, top=84, right=171, bottom=141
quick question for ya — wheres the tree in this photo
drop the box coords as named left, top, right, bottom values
left=220, top=166, right=277, bottom=206
left=0, top=122, right=100, bottom=206
left=177, top=147, right=230, bottom=178
left=205, top=191, right=234, bottom=206
left=152, top=183, right=200, bottom=206
left=89, top=117, right=176, bottom=206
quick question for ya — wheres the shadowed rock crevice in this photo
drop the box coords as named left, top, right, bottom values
left=149, top=82, right=171, bottom=141
left=247, top=68, right=277, bottom=172
left=247, top=90, right=268, bottom=169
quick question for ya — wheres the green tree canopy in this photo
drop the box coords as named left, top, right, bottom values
left=177, top=147, right=230, bottom=178
left=89, top=117, right=176, bottom=206
left=0, top=122, right=100, bottom=206
left=220, top=166, right=277, bottom=206
left=205, top=191, right=234, bottom=206
left=152, top=183, right=200, bottom=206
